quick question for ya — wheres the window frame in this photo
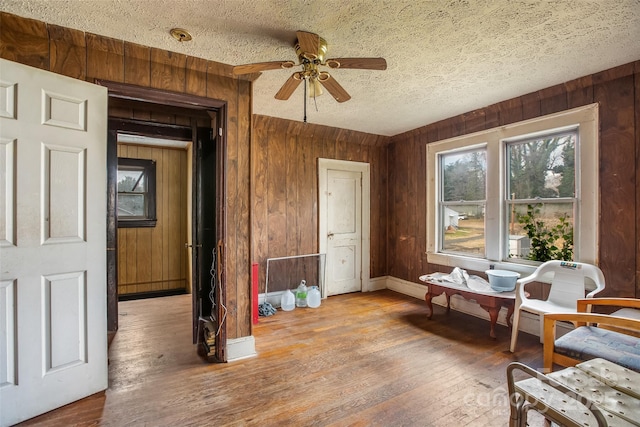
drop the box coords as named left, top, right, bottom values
left=438, top=147, right=487, bottom=258
left=426, top=104, right=599, bottom=276
left=117, top=157, right=157, bottom=228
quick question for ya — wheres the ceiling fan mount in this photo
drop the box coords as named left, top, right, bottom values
left=233, top=31, right=387, bottom=104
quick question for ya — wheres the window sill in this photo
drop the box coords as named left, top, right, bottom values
left=426, top=252, right=537, bottom=277
left=118, top=219, right=157, bottom=228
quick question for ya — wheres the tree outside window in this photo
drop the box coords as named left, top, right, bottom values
left=439, top=149, right=486, bottom=256
left=507, top=132, right=576, bottom=262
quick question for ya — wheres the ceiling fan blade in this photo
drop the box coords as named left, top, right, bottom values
left=233, top=60, right=295, bottom=75
left=325, top=57, right=387, bottom=70
left=275, top=73, right=303, bottom=100
left=318, top=73, right=351, bottom=103
left=296, top=31, right=320, bottom=58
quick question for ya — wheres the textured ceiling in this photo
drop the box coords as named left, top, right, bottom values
left=2, top=0, right=639, bottom=136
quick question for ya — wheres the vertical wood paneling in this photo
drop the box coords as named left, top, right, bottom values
left=117, top=144, right=187, bottom=295
left=369, top=144, right=388, bottom=277
left=135, top=146, right=153, bottom=290
left=463, top=109, right=487, bottom=134
left=484, top=104, right=501, bottom=129
left=151, top=147, right=165, bottom=285
left=267, top=124, right=287, bottom=258
left=308, top=133, right=323, bottom=256
left=498, top=98, right=523, bottom=126
left=285, top=132, right=298, bottom=255
left=521, top=92, right=541, bottom=120
left=539, top=84, right=568, bottom=115
left=387, top=143, right=399, bottom=278
left=0, top=12, right=49, bottom=69
left=161, top=149, right=170, bottom=286
left=124, top=42, right=151, bottom=86
left=566, top=76, right=594, bottom=109
left=48, top=24, right=86, bottom=79
left=86, top=33, right=124, bottom=82
left=636, top=61, right=640, bottom=298
left=251, top=116, right=391, bottom=293
left=594, top=69, right=636, bottom=297
left=186, top=56, right=208, bottom=97
left=150, top=48, right=186, bottom=92
left=252, top=116, right=270, bottom=291
left=236, top=79, right=252, bottom=337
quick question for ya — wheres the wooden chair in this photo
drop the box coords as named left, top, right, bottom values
left=509, top=260, right=605, bottom=352
left=543, top=298, right=640, bottom=372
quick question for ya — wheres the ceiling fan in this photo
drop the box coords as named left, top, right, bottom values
left=232, top=31, right=387, bottom=103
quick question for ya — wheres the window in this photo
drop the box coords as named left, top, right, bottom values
left=506, top=131, right=576, bottom=261
left=426, top=104, right=598, bottom=275
left=440, top=148, right=486, bottom=256
left=117, top=158, right=156, bottom=228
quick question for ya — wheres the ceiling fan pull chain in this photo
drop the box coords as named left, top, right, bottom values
left=303, top=76, right=308, bottom=123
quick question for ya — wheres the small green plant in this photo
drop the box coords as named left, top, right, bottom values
left=517, top=204, right=573, bottom=262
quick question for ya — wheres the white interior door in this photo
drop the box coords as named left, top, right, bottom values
left=319, top=159, right=370, bottom=297
left=0, top=59, right=108, bottom=426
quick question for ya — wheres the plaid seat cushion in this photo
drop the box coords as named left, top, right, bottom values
left=554, top=326, right=640, bottom=372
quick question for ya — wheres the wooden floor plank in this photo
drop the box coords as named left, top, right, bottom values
left=18, top=290, right=543, bottom=426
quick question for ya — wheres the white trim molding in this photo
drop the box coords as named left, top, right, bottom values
left=227, top=336, right=257, bottom=362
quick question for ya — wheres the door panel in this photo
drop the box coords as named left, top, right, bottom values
left=326, top=170, right=362, bottom=295
left=0, top=58, right=108, bottom=426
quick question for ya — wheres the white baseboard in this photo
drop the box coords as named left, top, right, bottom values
left=226, top=336, right=256, bottom=362
left=364, top=276, right=388, bottom=292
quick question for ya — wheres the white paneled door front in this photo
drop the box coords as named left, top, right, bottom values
left=0, top=59, right=108, bottom=426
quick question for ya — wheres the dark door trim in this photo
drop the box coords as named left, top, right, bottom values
left=99, top=81, right=228, bottom=362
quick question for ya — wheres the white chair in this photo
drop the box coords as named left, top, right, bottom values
left=509, top=260, right=605, bottom=353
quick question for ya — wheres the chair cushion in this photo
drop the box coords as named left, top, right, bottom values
left=554, top=326, right=640, bottom=372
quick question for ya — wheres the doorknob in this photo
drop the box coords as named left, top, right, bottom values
left=327, top=232, right=334, bottom=238
left=185, top=243, right=203, bottom=248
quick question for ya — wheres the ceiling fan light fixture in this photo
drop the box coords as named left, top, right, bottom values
left=232, top=31, right=385, bottom=105
left=308, top=78, right=323, bottom=98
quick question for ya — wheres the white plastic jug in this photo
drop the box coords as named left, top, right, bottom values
left=280, top=289, right=295, bottom=311
left=307, top=286, right=321, bottom=308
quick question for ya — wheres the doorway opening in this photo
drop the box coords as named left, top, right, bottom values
left=115, top=132, right=191, bottom=302
left=100, top=81, right=227, bottom=362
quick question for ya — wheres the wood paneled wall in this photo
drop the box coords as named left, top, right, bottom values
left=0, top=11, right=253, bottom=339
left=251, top=115, right=390, bottom=293
left=116, top=144, right=188, bottom=296
left=388, top=61, right=640, bottom=298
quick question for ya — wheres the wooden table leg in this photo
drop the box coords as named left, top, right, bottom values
left=445, top=293, right=451, bottom=314
left=424, top=291, right=433, bottom=319
left=505, top=302, right=515, bottom=328
left=481, top=305, right=500, bottom=339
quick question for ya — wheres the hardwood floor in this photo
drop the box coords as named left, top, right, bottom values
left=19, top=290, right=543, bottom=426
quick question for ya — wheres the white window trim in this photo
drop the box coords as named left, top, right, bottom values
left=426, top=103, right=599, bottom=276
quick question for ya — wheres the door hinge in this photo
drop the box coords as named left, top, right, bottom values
left=209, top=129, right=214, bottom=140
